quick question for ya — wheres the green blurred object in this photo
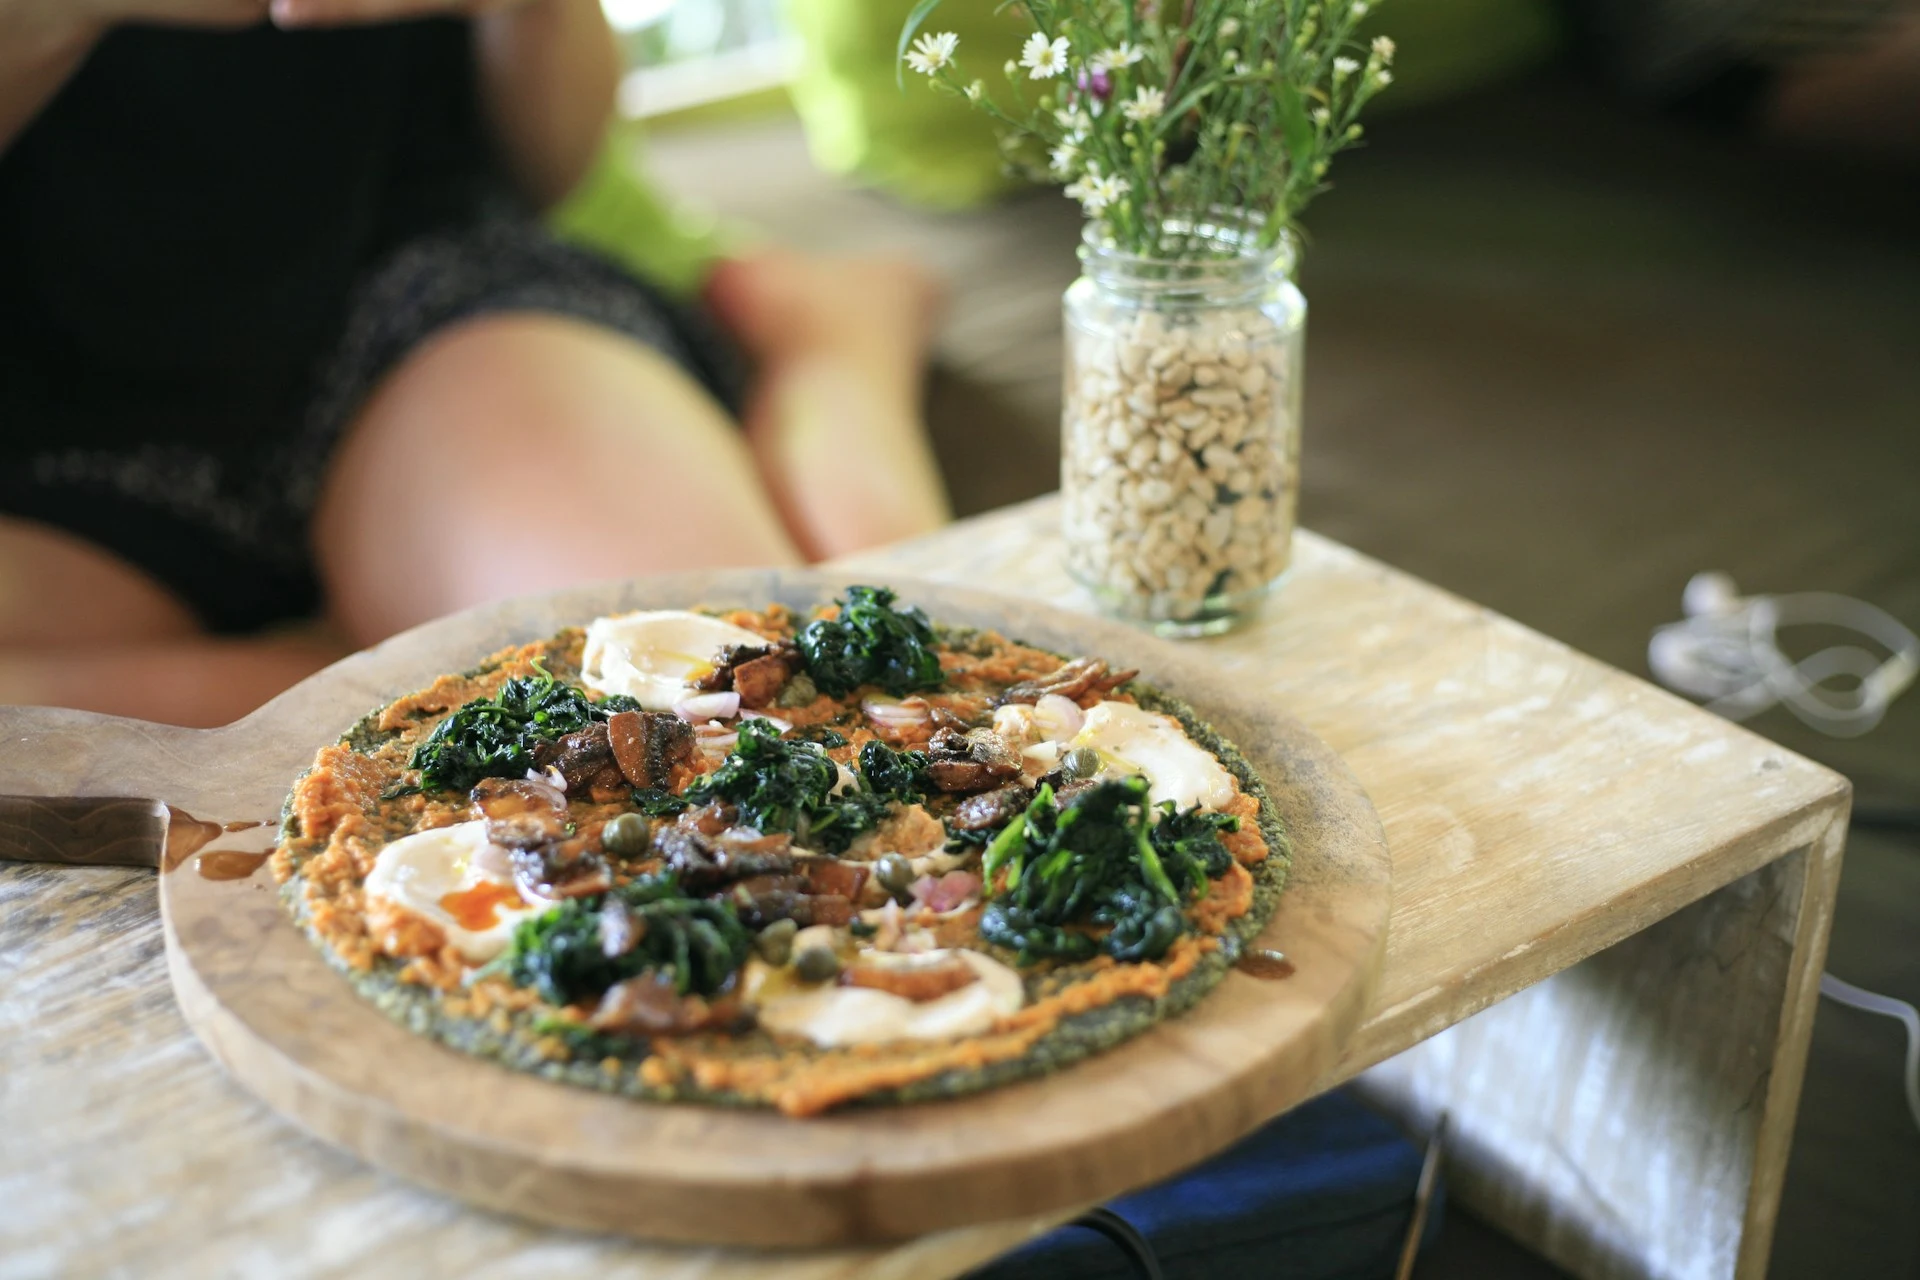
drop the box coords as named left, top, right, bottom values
left=781, top=0, right=1566, bottom=210
left=547, top=121, right=753, bottom=295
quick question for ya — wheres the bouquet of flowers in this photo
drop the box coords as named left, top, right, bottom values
left=899, top=0, right=1394, bottom=257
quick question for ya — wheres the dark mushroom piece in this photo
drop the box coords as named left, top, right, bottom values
left=950, top=781, right=1037, bottom=832
left=590, top=972, right=749, bottom=1035
left=470, top=777, right=568, bottom=849
left=992, top=657, right=1140, bottom=707
left=532, top=723, right=627, bottom=803
left=607, top=710, right=694, bottom=791
left=924, top=726, right=1022, bottom=794
left=692, top=641, right=801, bottom=707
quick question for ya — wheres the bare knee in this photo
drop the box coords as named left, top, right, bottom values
left=314, top=314, right=799, bottom=646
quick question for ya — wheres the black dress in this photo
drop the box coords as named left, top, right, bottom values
left=0, top=20, right=738, bottom=631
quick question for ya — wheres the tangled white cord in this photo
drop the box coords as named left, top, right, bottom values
left=1820, top=974, right=1920, bottom=1137
left=1648, top=573, right=1918, bottom=738
left=1651, top=575, right=1920, bottom=1138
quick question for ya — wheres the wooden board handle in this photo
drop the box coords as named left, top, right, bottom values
left=0, top=706, right=233, bottom=868
left=0, top=795, right=167, bottom=867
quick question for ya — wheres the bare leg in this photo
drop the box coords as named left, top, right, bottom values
left=705, top=250, right=953, bottom=561
left=0, top=517, right=345, bottom=727
left=314, top=311, right=802, bottom=647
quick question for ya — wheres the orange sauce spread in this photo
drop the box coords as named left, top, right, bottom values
left=439, top=880, right=524, bottom=931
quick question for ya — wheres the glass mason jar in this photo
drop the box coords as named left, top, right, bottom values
left=1061, top=216, right=1305, bottom=636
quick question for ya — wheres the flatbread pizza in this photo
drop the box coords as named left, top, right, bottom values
left=271, top=587, right=1288, bottom=1116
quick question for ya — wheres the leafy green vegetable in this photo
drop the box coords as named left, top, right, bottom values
left=858, top=738, right=929, bottom=803
left=503, top=873, right=749, bottom=1006
left=408, top=665, right=641, bottom=792
left=630, top=787, right=691, bottom=816
left=681, top=720, right=926, bottom=853
left=979, top=778, right=1236, bottom=966
left=796, top=585, right=944, bottom=697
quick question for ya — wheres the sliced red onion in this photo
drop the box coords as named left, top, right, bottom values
left=522, top=768, right=569, bottom=804
left=741, top=710, right=792, bottom=732
left=923, top=871, right=982, bottom=914
left=1032, top=693, right=1085, bottom=742
left=862, top=695, right=933, bottom=730
left=694, top=723, right=738, bottom=755
left=674, top=691, right=740, bottom=722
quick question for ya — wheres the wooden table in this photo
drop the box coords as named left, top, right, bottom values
left=1, top=496, right=1849, bottom=1280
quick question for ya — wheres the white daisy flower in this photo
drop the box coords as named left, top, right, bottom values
left=1049, top=139, right=1080, bottom=175
left=1121, top=85, right=1166, bottom=123
left=1091, top=171, right=1130, bottom=207
left=1065, top=164, right=1125, bottom=213
left=1054, top=105, right=1092, bottom=135
left=1333, top=56, right=1359, bottom=77
left=1020, top=32, right=1071, bottom=79
left=1372, top=35, right=1396, bottom=60
left=1093, top=41, right=1145, bottom=72
left=904, top=31, right=959, bottom=76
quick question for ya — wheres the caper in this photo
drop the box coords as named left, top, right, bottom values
left=754, top=918, right=798, bottom=966
left=874, top=853, right=915, bottom=894
left=1062, top=746, right=1102, bottom=781
left=601, top=812, right=651, bottom=858
left=794, top=945, right=841, bottom=983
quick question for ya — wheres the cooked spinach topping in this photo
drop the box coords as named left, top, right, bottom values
left=978, top=778, right=1239, bottom=966
left=502, top=873, right=748, bottom=1006
left=629, top=787, right=691, bottom=816
left=408, top=665, right=641, bottom=792
left=796, top=585, right=943, bottom=697
left=680, top=720, right=927, bottom=853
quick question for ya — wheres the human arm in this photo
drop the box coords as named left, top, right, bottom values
left=269, top=0, right=618, bottom=210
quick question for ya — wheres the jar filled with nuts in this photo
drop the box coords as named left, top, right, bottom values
left=1061, top=215, right=1304, bottom=636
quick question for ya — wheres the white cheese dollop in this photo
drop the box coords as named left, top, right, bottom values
left=581, top=610, right=771, bottom=711
left=363, top=820, right=540, bottom=964
left=754, top=950, right=1025, bottom=1047
left=1071, top=700, right=1236, bottom=811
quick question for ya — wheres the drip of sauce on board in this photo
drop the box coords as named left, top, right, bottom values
left=197, top=850, right=270, bottom=881
left=162, top=808, right=224, bottom=871
left=162, top=808, right=269, bottom=872
left=439, top=881, right=526, bottom=931
left=1234, top=949, right=1296, bottom=980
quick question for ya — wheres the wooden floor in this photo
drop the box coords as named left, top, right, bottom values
left=647, top=76, right=1920, bottom=1278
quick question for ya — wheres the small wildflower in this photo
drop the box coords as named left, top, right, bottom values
left=1351, top=0, right=1369, bottom=14
left=1067, top=168, right=1129, bottom=214
left=1003, top=59, right=1018, bottom=77
left=1373, top=68, right=1393, bottom=87
left=1093, top=41, right=1145, bottom=72
left=964, top=79, right=983, bottom=100
left=1311, top=106, right=1331, bottom=125
left=904, top=31, right=958, bottom=76
left=1049, top=139, right=1080, bottom=175
left=1054, top=105, right=1092, bottom=135
left=1333, top=55, right=1359, bottom=77
left=1020, top=32, right=1070, bottom=79
left=1077, top=66, right=1114, bottom=101
left=1121, top=85, right=1166, bottom=122
left=1371, top=35, right=1395, bottom=60
left=1218, top=18, right=1240, bottom=39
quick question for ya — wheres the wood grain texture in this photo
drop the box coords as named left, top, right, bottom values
left=2, top=570, right=1390, bottom=1251
left=3, top=499, right=1851, bottom=1279
left=836, top=498, right=1853, bottom=1280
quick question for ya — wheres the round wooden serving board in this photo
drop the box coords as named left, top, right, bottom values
left=0, top=571, right=1389, bottom=1248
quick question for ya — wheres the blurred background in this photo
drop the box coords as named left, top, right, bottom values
left=582, top=0, right=1918, bottom=1274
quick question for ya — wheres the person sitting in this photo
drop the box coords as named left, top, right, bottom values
left=0, top=0, right=951, bottom=728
